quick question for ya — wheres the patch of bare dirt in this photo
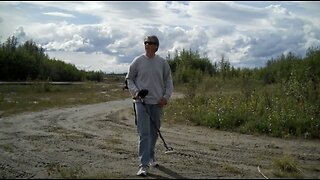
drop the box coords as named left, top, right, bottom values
left=0, top=92, right=319, bottom=179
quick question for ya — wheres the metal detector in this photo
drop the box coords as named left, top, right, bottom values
left=158, top=128, right=174, bottom=154
left=133, top=90, right=174, bottom=154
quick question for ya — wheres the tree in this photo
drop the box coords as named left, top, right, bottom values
left=0, top=36, right=103, bottom=81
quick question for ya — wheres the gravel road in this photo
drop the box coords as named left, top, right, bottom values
left=0, top=93, right=319, bottom=179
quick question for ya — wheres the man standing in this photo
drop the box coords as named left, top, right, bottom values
left=126, top=35, right=173, bottom=176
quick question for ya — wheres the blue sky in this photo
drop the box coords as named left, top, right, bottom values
left=1, top=1, right=319, bottom=73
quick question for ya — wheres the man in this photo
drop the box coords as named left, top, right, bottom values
left=126, top=35, right=173, bottom=176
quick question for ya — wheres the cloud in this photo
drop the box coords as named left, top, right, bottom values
left=46, top=51, right=130, bottom=73
left=189, top=1, right=268, bottom=27
left=43, top=12, right=75, bottom=18
left=1, top=1, right=319, bottom=73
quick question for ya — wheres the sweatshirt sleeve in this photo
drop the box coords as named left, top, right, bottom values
left=125, top=60, right=140, bottom=98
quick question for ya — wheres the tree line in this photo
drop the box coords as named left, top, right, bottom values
left=1, top=35, right=319, bottom=92
left=0, top=36, right=106, bottom=82
left=167, top=47, right=320, bottom=87
left=167, top=47, right=320, bottom=106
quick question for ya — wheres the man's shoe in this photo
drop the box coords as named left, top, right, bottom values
left=136, top=166, right=147, bottom=176
left=149, top=159, right=159, bottom=167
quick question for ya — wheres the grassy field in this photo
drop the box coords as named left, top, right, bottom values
left=164, top=77, right=320, bottom=139
left=0, top=79, right=131, bottom=117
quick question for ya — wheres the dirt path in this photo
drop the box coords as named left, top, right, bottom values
left=0, top=92, right=319, bottom=179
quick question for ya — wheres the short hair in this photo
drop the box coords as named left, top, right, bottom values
left=144, top=35, right=159, bottom=52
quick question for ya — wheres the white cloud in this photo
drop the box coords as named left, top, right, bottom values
left=0, top=1, right=319, bottom=73
left=43, top=12, right=75, bottom=18
left=266, top=4, right=292, bottom=15
left=46, top=51, right=130, bottom=73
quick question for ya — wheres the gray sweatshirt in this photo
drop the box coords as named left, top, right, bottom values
left=126, top=54, right=173, bottom=104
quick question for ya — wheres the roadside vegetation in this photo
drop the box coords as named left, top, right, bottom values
left=164, top=47, right=320, bottom=139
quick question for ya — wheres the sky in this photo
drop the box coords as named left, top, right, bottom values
left=1, top=1, right=320, bottom=74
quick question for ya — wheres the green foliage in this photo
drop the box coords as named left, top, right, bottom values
left=168, top=80, right=319, bottom=139
left=0, top=36, right=106, bottom=82
left=167, top=49, right=216, bottom=84
left=86, top=70, right=105, bottom=82
left=166, top=47, right=320, bottom=139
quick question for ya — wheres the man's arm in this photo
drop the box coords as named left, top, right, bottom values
left=126, top=62, right=140, bottom=98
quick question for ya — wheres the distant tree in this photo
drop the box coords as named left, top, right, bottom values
left=218, top=54, right=231, bottom=79
left=167, top=49, right=216, bottom=83
left=0, top=36, right=105, bottom=82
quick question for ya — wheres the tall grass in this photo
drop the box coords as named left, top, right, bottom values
left=164, top=77, right=320, bottom=139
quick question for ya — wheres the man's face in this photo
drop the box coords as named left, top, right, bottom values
left=144, top=40, right=158, bottom=53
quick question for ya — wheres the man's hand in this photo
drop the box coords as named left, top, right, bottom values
left=157, top=97, right=167, bottom=108
left=137, top=89, right=148, bottom=98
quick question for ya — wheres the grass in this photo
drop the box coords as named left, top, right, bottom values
left=0, top=80, right=131, bottom=117
left=272, top=154, right=303, bottom=178
left=47, top=163, right=85, bottom=179
left=46, top=162, right=121, bottom=179
left=164, top=78, right=320, bottom=139
left=221, top=163, right=243, bottom=174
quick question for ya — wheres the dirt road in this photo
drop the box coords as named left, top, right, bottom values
left=0, top=93, right=319, bottom=179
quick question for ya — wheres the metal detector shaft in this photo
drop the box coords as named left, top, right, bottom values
left=158, top=129, right=171, bottom=150
left=139, top=97, right=174, bottom=153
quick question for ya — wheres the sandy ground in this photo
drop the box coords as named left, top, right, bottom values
left=0, top=92, right=319, bottom=179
